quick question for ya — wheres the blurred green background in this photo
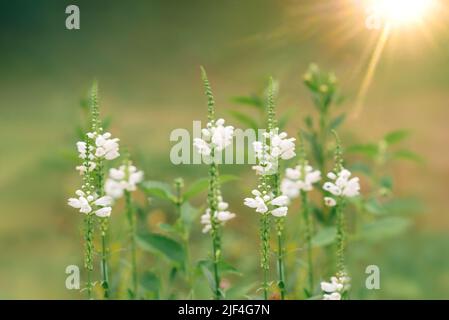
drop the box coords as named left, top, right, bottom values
left=0, top=0, right=448, bottom=299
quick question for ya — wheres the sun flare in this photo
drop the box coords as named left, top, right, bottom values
left=368, top=0, right=435, bottom=26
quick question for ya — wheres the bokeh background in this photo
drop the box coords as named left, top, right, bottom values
left=0, top=0, right=448, bottom=299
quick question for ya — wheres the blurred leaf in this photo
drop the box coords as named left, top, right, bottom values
left=183, top=175, right=239, bottom=201
left=365, top=198, right=386, bottom=215
left=392, top=150, right=423, bottom=163
left=329, top=113, right=346, bottom=130
left=227, top=110, right=259, bottom=131
left=158, top=223, right=177, bottom=234
left=169, top=267, right=178, bottom=283
left=362, top=217, right=411, bottom=241
left=136, top=233, right=185, bottom=265
left=382, top=197, right=424, bottom=215
left=231, top=95, right=264, bottom=109
left=141, top=271, right=160, bottom=295
left=349, top=162, right=372, bottom=176
left=197, top=259, right=241, bottom=276
left=179, top=202, right=201, bottom=233
left=304, top=116, right=313, bottom=129
left=226, top=282, right=258, bottom=299
left=141, top=181, right=176, bottom=202
left=198, top=262, right=215, bottom=293
left=384, top=130, right=409, bottom=145
left=347, top=144, right=379, bottom=158
left=312, top=227, right=337, bottom=247
left=380, top=176, right=393, bottom=191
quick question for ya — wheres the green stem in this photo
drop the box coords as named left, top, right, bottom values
left=336, top=200, right=346, bottom=273
left=100, top=220, right=110, bottom=299
left=125, top=190, right=138, bottom=298
left=273, top=173, right=286, bottom=299
left=276, top=218, right=286, bottom=299
left=84, top=214, right=94, bottom=299
left=301, top=191, right=314, bottom=294
left=209, top=160, right=221, bottom=300
left=260, top=213, right=270, bottom=300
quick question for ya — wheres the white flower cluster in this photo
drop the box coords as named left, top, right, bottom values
left=252, top=130, right=296, bottom=175
left=68, top=190, right=113, bottom=217
left=244, top=189, right=289, bottom=217
left=193, top=118, right=234, bottom=156
left=76, top=132, right=120, bottom=174
left=105, top=164, right=144, bottom=200
left=200, top=197, right=236, bottom=233
left=281, top=164, right=321, bottom=200
left=323, top=168, right=360, bottom=207
left=321, top=272, right=351, bottom=300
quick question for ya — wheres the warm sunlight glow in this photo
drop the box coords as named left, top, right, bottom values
left=369, top=0, right=435, bottom=26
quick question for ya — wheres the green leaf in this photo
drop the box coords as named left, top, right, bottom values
left=225, top=282, right=258, bottom=299
left=227, top=110, right=259, bottom=131
left=362, top=217, right=411, bottom=241
left=348, top=162, right=372, bottom=176
left=183, top=175, right=239, bottom=201
left=141, top=181, right=176, bottom=202
left=136, top=233, right=185, bottom=265
left=231, top=95, right=264, bottom=109
left=392, top=150, right=423, bottom=163
left=347, top=143, right=379, bottom=158
left=197, top=261, right=216, bottom=292
left=141, top=271, right=160, bottom=294
left=379, top=176, right=393, bottom=191
left=364, top=198, right=386, bottom=215
left=384, top=130, right=409, bottom=145
left=312, top=227, right=337, bottom=247
left=329, top=113, right=346, bottom=130
left=179, top=202, right=201, bottom=233
left=197, top=259, right=241, bottom=276
left=382, top=197, right=424, bottom=215
left=158, top=223, right=177, bottom=234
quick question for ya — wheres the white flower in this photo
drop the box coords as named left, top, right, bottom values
left=95, top=206, right=112, bottom=218
left=322, top=168, right=360, bottom=205
left=244, top=189, right=289, bottom=217
left=323, top=292, right=341, bottom=300
left=193, top=138, right=211, bottom=156
left=321, top=272, right=351, bottom=300
left=244, top=196, right=268, bottom=213
left=94, top=195, right=113, bottom=207
left=201, top=198, right=236, bottom=234
left=194, top=119, right=234, bottom=156
left=324, top=197, right=337, bottom=207
left=281, top=164, right=321, bottom=200
left=271, top=206, right=288, bottom=217
left=252, top=129, right=296, bottom=175
left=75, top=131, right=120, bottom=175
left=95, top=133, right=120, bottom=160
left=105, top=179, right=124, bottom=199
left=270, top=195, right=289, bottom=206
left=67, top=190, right=112, bottom=217
left=105, top=163, right=144, bottom=199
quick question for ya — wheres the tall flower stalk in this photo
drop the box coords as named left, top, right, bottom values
left=91, top=84, right=110, bottom=299
left=267, top=82, right=287, bottom=300
left=68, top=82, right=119, bottom=299
left=320, top=130, right=360, bottom=300
left=244, top=78, right=295, bottom=299
left=195, top=67, right=236, bottom=300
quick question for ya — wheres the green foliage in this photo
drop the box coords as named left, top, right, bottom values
left=136, top=232, right=186, bottom=266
